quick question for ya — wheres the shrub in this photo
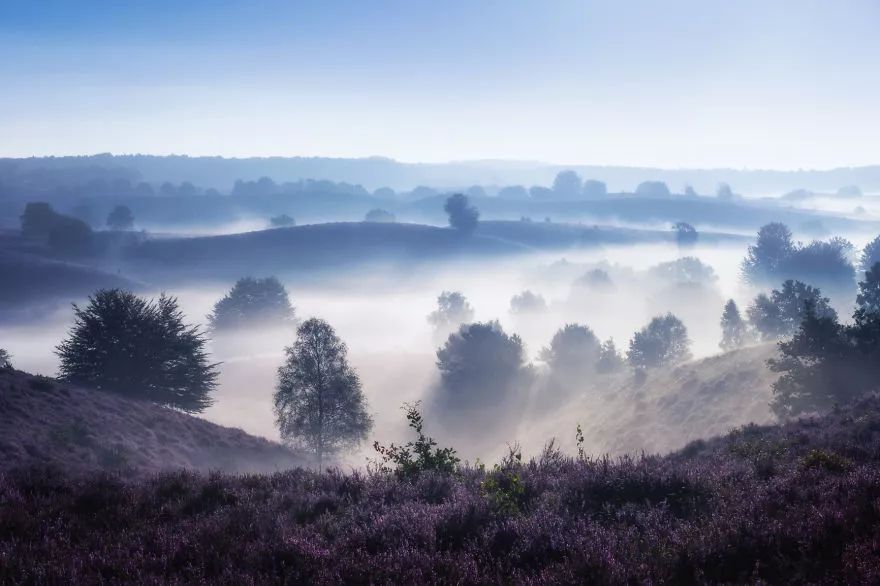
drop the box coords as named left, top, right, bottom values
left=269, top=214, right=296, bottom=227
left=364, top=208, right=396, bottom=223
left=373, top=403, right=459, bottom=478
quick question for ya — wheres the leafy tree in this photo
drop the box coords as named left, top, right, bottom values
left=635, top=181, right=671, bottom=198
left=56, top=289, right=218, bottom=413
left=683, top=185, right=698, bottom=197
left=509, top=290, right=547, bottom=314
left=582, top=179, right=607, bottom=199
left=444, top=193, right=479, bottom=234
left=269, top=214, right=295, bottom=227
left=783, top=237, right=855, bottom=289
left=720, top=299, right=748, bottom=351
left=0, top=348, right=12, bottom=371
left=20, top=202, right=57, bottom=240
left=364, top=208, right=396, bottom=223
left=552, top=170, right=582, bottom=199
left=274, top=318, right=373, bottom=466
left=861, top=235, right=880, bottom=273
left=627, top=313, right=692, bottom=369
left=716, top=183, right=735, bottom=199
left=208, top=276, right=296, bottom=331
left=741, top=223, right=795, bottom=284
left=746, top=280, right=837, bottom=340
left=497, top=185, right=529, bottom=200
left=855, top=262, right=880, bottom=321
left=673, top=222, right=698, bottom=248
left=596, top=338, right=625, bottom=373
left=48, top=216, right=93, bottom=257
left=436, top=321, right=527, bottom=406
left=648, top=257, right=716, bottom=287
left=427, top=291, right=474, bottom=331
left=540, top=324, right=601, bottom=375
left=575, top=268, right=613, bottom=289
left=373, top=402, right=459, bottom=477
left=106, top=205, right=134, bottom=230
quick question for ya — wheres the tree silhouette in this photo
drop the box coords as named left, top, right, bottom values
left=627, top=313, right=691, bottom=369
left=444, top=193, right=479, bottom=234
left=552, top=170, right=582, bottom=199
left=861, top=235, right=880, bottom=273
left=274, top=318, right=372, bottom=467
left=364, top=208, right=396, bottom=223
left=540, top=323, right=601, bottom=376
left=56, top=289, right=218, bottom=413
left=673, top=222, right=698, bottom=249
left=596, top=338, right=625, bottom=373
left=856, top=262, right=880, bottom=322
left=0, top=349, right=12, bottom=371
left=582, top=179, right=607, bottom=199
left=106, top=205, right=134, bottom=230
left=208, top=276, right=296, bottom=331
left=747, top=280, right=836, bottom=340
left=719, top=299, right=747, bottom=351
left=269, top=214, right=295, bottom=227
left=509, top=290, right=547, bottom=314
left=427, top=291, right=474, bottom=331
left=742, top=223, right=795, bottom=284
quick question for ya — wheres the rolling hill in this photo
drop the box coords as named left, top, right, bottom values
left=0, top=369, right=303, bottom=475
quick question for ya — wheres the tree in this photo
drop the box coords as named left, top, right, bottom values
left=20, top=202, right=58, bottom=240
left=673, top=222, right=698, bottom=249
left=0, top=349, right=12, bottom=371
left=855, top=262, right=880, bottom=321
left=575, top=268, right=613, bottom=289
left=719, top=300, right=747, bottom=351
left=582, top=179, right=607, bottom=199
left=716, top=183, right=735, bottom=199
left=436, top=321, right=527, bottom=405
left=509, top=290, right=547, bottom=314
left=783, top=237, right=855, bottom=290
left=861, top=235, right=880, bottom=273
left=683, top=185, right=698, bottom=197
left=552, top=170, right=582, bottom=199
left=208, top=276, right=296, bottom=331
left=274, top=318, right=373, bottom=466
left=48, top=216, right=93, bottom=256
left=497, top=185, right=529, bottom=200
left=106, top=205, right=134, bottom=230
left=741, top=223, right=795, bottom=284
left=627, top=313, right=691, bottom=369
left=427, top=291, right=474, bottom=331
left=635, top=181, right=671, bottom=198
left=540, top=324, right=601, bottom=376
left=747, top=280, right=837, bottom=340
left=364, top=208, right=396, bottom=223
left=269, top=214, right=295, bottom=227
left=596, top=338, right=625, bottom=373
left=56, top=289, right=218, bottom=413
left=444, top=193, right=479, bottom=234
left=648, top=257, right=716, bottom=287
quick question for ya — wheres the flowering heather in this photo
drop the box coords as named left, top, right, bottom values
left=3, top=396, right=880, bottom=583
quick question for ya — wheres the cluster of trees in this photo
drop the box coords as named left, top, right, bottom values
left=509, top=290, right=547, bottom=315
left=769, top=263, right=880, bottom=418
left=232, top=176, right=369, bottom=198
left=364, top=208, right=396, bottom=223
left=269, top=214, right=295, bottom=228
left=719, top=279, right=838, bottom=350
left=20, top=202, right=94, bottom=256
left=741, top=222, right=856, bottom=291
left=207, top=276, right=297, bottom=332
left=540, top=324, right=623, bottom=377
left=444, top=193, right=479, bottom=234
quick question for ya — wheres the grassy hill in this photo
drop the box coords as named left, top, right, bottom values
left=2, top=378, right=879, bottom=582
left=0, top=369, right=303, bottom=475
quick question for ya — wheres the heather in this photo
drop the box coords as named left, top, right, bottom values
left=3, top=397, right=880, bottom=583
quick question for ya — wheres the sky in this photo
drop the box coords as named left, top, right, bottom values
left=2, top=0, right=879, bottom=169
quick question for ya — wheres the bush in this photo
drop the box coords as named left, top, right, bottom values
left=56, top=289, right=218, bottom=413
left=364, top=208, right=396, bottom=223
left=373, top=403, right=460, bottom=478
left=444, top=194, right=479, bottom=234
left=269, top=214, right=296, bottom=227
left=106, top=205, right=134, bottom=230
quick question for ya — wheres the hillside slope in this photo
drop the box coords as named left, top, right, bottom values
left=2, top=383, right=879, bottom=582
left=0, top=370, right=303, bottom=475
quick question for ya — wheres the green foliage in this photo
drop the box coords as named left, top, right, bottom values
left=56, top=289, right=218, bottom=413
left=480, top=445, right=525, bottom=515
left=373, top=402, right=459, bottom=478
left=799, top=449, right=851, bottom=473
left=627, top=313, right=691, bottom=369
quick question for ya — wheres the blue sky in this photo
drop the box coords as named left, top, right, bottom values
left=2, top=0, right=879, bottom=169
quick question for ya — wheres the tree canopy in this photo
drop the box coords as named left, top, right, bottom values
left=540, top=323, right=601, bottom=375
left=627, top=313, right=692, bottom=369
left=364, top=208, right=396, bottom=223
left=106, top=205, right=134, bottom=230
left=720, top=299, right=748, bottom=351
left=444, top=193, right=479, bottom=234
left=427, top=291, right=474, bottom=331
left=56, top=289, right=218, bottom=413
left=746, top=280, right=836, bottom=341
left=208, top=276, right=296, bottom=331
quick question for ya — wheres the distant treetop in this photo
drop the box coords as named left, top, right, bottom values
left=208, top=276, right=297, bottom=332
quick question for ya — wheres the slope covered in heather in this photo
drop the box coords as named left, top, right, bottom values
left=0, top=369, right=303, bottom=475
left=2, top=390, right=879, bottom=583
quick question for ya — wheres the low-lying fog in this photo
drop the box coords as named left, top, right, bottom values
left=0, top=236, right=865, bottom=464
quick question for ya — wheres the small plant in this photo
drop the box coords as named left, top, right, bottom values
left=576, top=423, right=585, bottom=459
left=0, top=348, right=12, bottom=371
left=480, top=444, right=526, bottom=515
left=372, top=402, right=459, bottom=478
